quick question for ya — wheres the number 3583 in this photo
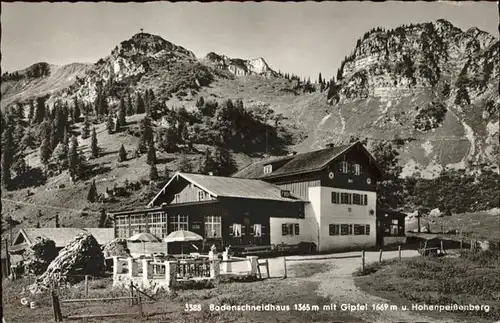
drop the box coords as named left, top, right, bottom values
left=185, top=303, right=202, bottom=311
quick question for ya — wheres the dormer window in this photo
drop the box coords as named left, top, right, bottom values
left=198, top=190, right=209, bottom=201
left=341, top=161, right=349, bottom=174
left=354, top=164, right=362, bottom=176
left=263, top=164, right=273, bottom=174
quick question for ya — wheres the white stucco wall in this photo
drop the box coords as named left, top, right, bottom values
left=269, top=203, right=319, bottom=247
left=309, top=186, right=377, bottom=252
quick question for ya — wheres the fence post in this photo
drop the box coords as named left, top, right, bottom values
left=361, top=250, right=365, bottom=274
left=470, top=239, right=474, bottom=251
left=379, top=249, right=383, bottom=263
left=265, top=260, right=270, bottom=278
left=51, top=289, right=58, bottom=322
left=282, top=257, right=287, bottom=279
left=137, top=293, right=143, bottom=318
left=460, top=239, right=463, bottom=251
left=398, top=245, right=401, bottom=261
left=210, top=259, right=220, bottom=286
left=440, top=240, right=444, bottom=254
left=129, top=282, right=135, bottom=306
left=84, top=275, right=89, bottom=297
left=166, top=260, right=177, bottom=290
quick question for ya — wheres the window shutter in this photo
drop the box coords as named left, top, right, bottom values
left=229, top=225, right=233, bottom=236
left=241, top=225, right=246, bottom=236
left=364, top=194, right=368, bottom=205
left=262, top=225, right=266, bottom=236
left=282, top=224, right=288, bottom=236
left=294, top=223, right=300, bottom=235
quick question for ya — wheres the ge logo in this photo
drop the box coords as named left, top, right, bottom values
left=21, top=297, right=36, bottom=309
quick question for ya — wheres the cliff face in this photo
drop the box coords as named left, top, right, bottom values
left=310, top=19, right=499, bottom=178
left=204, top=52, right=277, bottom=77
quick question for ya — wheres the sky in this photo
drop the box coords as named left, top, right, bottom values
left=1, top=1, right=498, bottom=80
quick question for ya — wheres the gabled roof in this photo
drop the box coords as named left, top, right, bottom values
left=147, top=172, right=306, bottom=207
left=232, top=141, right=383, bottom=179
left=12, top=228, right=114, bottom=249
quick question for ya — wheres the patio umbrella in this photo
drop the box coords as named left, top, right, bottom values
left=163, top=230, right=203, bottom=256
left=128, top=232, right=161, bottom=255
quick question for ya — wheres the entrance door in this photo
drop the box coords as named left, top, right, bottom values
left=243, top=217, right=251, bottom=245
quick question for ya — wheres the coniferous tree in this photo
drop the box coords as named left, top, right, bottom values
left=106, top=113, right=115, bottom=134
left=1, top=121, right=14, bottom=189
left=14, top=123, right=25, bottom=146
left=28, top=100, right=35, bottom=122
left=39, top=138, right=52, bottom=169
left=87, top=179, right=97, bottom=203
left=213, top=146, right=237, bottom=176
left=34, top=97, right=46, bottom=124
left=118, top=144, right=127, bottom=162
left=200, top=148, right=216, bottom=175
left=178, top=154, right=192, bottom=173
left=149, top=164, right=159, bottom=181
left=136, top=92, right=145, bottom=114
left=146, top=140, right=157, bottom=165
left=138, top=116, right=153, bottom=152
left=114, top=118, right=121, bottom=133
left=90, top=127, right=99, bottom=158
left=144, top=90, right=151, bottom=116
left=72, top=96, right=81, bottom=122
left=126, top=92, right=134, bottom=116
left=82, top=115, right=91, bottom=139
left=118, top=97, right=126, bottom=127
left=21, top=127, right=35, bottom=149
left=50, top=120, right=59, bottom=150
left=68, top=135, right=79, bottom=181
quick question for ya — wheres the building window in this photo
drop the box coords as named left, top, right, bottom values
left=341, top=224, right=349, bottom=235
left=130, top=214, right=147, bottom=235
left=169, top=214, right=188, bottom=232
left=263, top=164, right=273, bottom=174
left=353, top=193, right=361, bottom=205
left=390, top=219, right=399, bottom=235
left=331, top=192, right=340, bottom=204
left=204, top=215, right=221, bottom=238
left=341, top=161, right=349, bottom=173
left=282, top=223, right=299, bottom=236
left=340, top=193, right=348, bottom=204
left=198, top=190, right=210, bottom=201
left=354, top=164, right=362, bottom=175
left=253, top=224, right=262, bottom=237
left=148, top=212, right=167, bottom=238
left=115, top=215, right=129, bottom=238
left=354, top=224, right=366, bottom=235
left=174, top=194, right=180, bottom=203
left=329, top=224, right=340, bottom=235
left=231, top=224, right=242, bottom=237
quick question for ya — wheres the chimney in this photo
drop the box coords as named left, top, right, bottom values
left=55, top=213, right=60, bottom=228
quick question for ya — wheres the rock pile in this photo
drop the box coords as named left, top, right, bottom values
left=103, top=238, right=131, bottom=258
left=23, top=237, right=58, bottom=275
left=30, top=232, right=105, bottom=294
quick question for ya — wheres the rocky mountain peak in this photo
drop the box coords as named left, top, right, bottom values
left=204, top=52, right=276, bottom=77
left=111, top=32, right=195, bottom=59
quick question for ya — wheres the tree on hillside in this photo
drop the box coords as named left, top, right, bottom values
left=213, top=146, right=237, bottom=176
left=149, top=164, right=159, bottom=181
left=1, top=121, right=14, bottom=189
left=178, top=154, right=192, bottom=173
left=12, top=151, right=29, bottom=178
left=126, top=92, right=134, bottom=116
left=196, top=96, right=205, bottom=109
left=82, top=115, right=91, bottom=139
left=39, top=138, right=52, bottom=170
left=72, top=96, right=81, bottom=122
left=98, top=209, right=108, bottom=228
left=90, top=128, right=99, bottom=158
left=118, top=144, right=127, bottom=162
left=34, top=97, right=46, bottom=124
left=87, top=179, right=98, bottom=203
left=106, top=113, right=115, bottom=134
left=68, top=135, right=81, bottom=181
left=21, top=127, right=36, bottom=149
left=136, top=92, right=145, bottom=114
left=118, top=97, right=126, bottom=127
left=138, top=116, right=153, bottom=153
left=50, top=121, right=59, bottom=150
left=371, top=141, right=404, bottom=210
left=28, top=100, right=35, bottom=122
left=199, top=148, right=216, bottom=175
left=146, top=140, right=157, bottom=165
left=14, top=123, right=25, bottom=146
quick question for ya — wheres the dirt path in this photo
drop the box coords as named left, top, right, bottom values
left=283, top=250, right=471, bottom=323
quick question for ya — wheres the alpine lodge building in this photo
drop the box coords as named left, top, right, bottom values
left=109, top=141, right=406, bottom=254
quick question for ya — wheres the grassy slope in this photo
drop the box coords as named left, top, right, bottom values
left=0, top=63, right=91, bottom=110
left=355, top=250, right=500, bottom=322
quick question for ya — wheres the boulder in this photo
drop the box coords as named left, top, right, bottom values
left=103, top=238, right=131, bottom=258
